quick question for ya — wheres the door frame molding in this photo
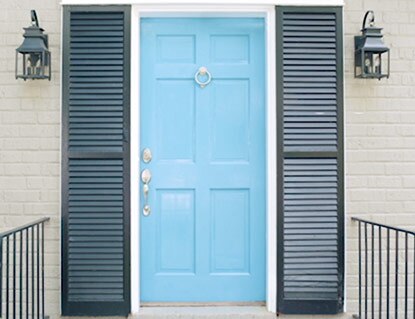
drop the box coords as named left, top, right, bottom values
left=130, top=5, right=276, bottom=314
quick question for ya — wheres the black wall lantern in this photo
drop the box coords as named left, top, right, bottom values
left=15, top=10, right=51, bottom=81
left=355, top=11, right=390, bottom=80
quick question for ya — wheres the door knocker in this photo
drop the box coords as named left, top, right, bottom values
left=194, top=66, right=212, bottom=88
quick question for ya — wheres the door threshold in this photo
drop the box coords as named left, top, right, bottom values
left=141, top=302, right=265, bottom=307
left=132, top=305, right=274, bottom=319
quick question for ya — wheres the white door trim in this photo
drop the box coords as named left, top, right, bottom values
left=130, top=4, right=276, bottom=314
left=62, top=0, right=344, bottom=6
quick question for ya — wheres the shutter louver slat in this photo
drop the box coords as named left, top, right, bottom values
left=68, top=11, right=124, bottom=153
left=283, top=159, right=339, bottom=301
left=282, top=11, right=338, bottom=153
left=62, top=6, right=130, bottom=316
left=277, top=7, right=343, bottom=315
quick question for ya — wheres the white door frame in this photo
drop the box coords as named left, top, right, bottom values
left=130, top=4, right=277, bottom=314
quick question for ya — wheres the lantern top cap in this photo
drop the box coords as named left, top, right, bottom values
left=16, top=10, right=49, bottom=54
left=355, top=10, right=389, bottom=54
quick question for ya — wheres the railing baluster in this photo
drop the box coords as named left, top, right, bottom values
left=26, top=229, right=28, bottom=319
left=387, top=228, right=390, bottom=319
left=36, top=225, right=40, bottom=319
left=13, top=233, right=16, bottom=319
left=405, top=233, right=408, bottom=319
left=359, top=221, right=362, bottom=319
left=20, top=231, right=23, bottom=319
left=0, top=238, right=3, bottom=318
left=365, top=222, right=368, bottom=319
left=31, top=227, right=34, bottom=319
left=395, top=231, right=399, bottom=319
left=372, top=224, right=375, bottom=319
left=6, top=237, right=9, bottom=319
left=379, top=226, right=382, bottom=319
left=41, top=223, right=45, bottom=319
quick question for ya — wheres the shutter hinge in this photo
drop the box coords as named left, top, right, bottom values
left=337, top=272, right=344, bottom=311
left=123, top=127, right=129, bottom=143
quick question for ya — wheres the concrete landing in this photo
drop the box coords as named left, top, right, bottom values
left=132, top=306, right=276, bottom=319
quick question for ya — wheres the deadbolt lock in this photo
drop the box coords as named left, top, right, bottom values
left=142, top=148, right=152, bottom=163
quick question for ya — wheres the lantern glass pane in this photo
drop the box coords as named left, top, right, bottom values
left=384, top=51, right=390, bottom=79
left=355, top=50, right=362, bottom=78
left=16, top=50, right=51, bottom=80
left=27, top=53, right=42, bottom=76
left=364, top=52, right=374, bottom=76
left=374, top=53, right=381, bottom=76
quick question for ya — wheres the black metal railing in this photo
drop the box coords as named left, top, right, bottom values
left=352, top=217, right=415, bottom=319
left=0, top=218, right=49, bottom=319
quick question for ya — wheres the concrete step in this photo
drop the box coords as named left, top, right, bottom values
left=132, top=306, right=276, bottom=319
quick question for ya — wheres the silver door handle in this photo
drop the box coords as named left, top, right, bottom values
left=141, top=169, right=151, bottom=216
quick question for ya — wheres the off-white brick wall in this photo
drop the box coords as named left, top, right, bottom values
left=0, top=0, right=415, bottom=318
left=0, top=0, right=61, bottom=316
left=345, top=0, right=415, bottom=317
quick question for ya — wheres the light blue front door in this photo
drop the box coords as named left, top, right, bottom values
left=140, top=18, right=266, bottom=302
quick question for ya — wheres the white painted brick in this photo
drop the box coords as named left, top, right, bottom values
left=0, top=151, right=22, bottom=163
left=3, top=163, right=41, bottom=176
left=26, top=176, right=44, bottom=189
left=345, top=150, right=367, bottom=162
left=0, top=98, right=21, bottom=110
left=367, top=125, right=398, bottom=136
left=348, top=189, right=386, bottom=201
left=0, top=125, right=19, bottom=137
left=2, top=138, right=40, bottom=151
left=366, top=201, right=405, bottom=213
left=0, top=176, right=26, bottom=189
left=345, top=124, right=367, bottom=136
left=37, top=112, right=59, bottom=124
left=402, top=176, right=415, bottom=187
left=19, top=125, right=58, bottom=137
left=366, top=150, right=404, bottom=162
left=386, top=189, right=415, bottom=200
left=346, top=163, right=385, bottom=175
left=346, top=176, right=368, bottom=188
left=3, top=190, right=41, bottom=202
left=39, top=138, right=60, bottom=150
left=21, top=150, right=59, bottom=163
left=367, top=176, right=403, bottom=188
left=1, top=111, right=37, bottom=124
left=386, top=163, right=415, bottom=175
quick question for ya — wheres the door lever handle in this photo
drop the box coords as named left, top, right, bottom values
left=141, top=169, right=152, bottom=216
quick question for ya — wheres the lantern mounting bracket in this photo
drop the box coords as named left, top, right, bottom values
left=362, top=10, right=375, bottom=30
left=31, top=10, right=39, bottom=27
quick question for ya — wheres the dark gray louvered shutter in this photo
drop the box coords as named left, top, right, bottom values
left=62, top=6, right=130, bottom=316
left=276, top=7, right=344, bottom=314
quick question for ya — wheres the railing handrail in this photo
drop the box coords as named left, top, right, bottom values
left=0, top=217, right=50, bottom=239
left=351, top=216, right=415, bottom=236
left=0, top=217, right=49, bottom=319
left=352, top=216, right=415, bottom=319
